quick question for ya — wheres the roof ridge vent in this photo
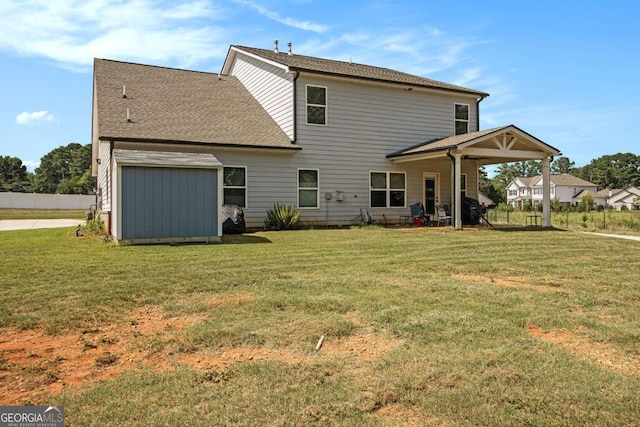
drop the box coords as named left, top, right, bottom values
left=274, top=39, right=279, bottom=53
left=287, top=42, right=292, bottom=56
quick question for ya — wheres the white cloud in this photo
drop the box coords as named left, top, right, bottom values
left=16, top=111, right=55, bottom=126
left=297, top=28, right=479, bottom=78
left=23, top=160, right=41, bottom=172
left=232, top=0, right=328, bottom=33
left=0, top=0, right=228, bottom=71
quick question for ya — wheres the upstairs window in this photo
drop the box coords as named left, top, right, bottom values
left=307, top=85, right=327, bottom=125
left=455, top=103, right=469, bottom=135
left=298, top=169, right=319, bottom=209
left=223, top=167, right=246, bottom=208
left=370, top=172, right=406, bottom=208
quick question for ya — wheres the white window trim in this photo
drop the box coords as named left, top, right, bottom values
left=297, top=168, right=320, bottom=210
left=455, top=103, right=470, bottom=135
left=306, top=85, right=328, bottom=126
left=223, top=166, right=248, bottom=208
left=369, top=171, right=407, bottom=209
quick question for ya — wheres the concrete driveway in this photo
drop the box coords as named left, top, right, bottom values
left=0, top=219, right=84, bottom=231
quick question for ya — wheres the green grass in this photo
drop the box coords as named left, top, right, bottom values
left=0, top=208, right=87, bottom=220
left=489, top=209, right=640, bottom=235
left=1, top=226, right=639, bottom=426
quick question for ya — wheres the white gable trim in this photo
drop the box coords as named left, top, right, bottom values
left=222, top=46, right=290, bottom=75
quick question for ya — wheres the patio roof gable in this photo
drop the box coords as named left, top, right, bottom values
left=388, top=125, right=561, bottom=164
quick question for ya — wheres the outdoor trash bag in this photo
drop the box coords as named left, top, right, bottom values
left=222, top=204, right=246, bottom=234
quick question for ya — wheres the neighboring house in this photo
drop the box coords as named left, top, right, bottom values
left=507, top=174, right=596, bottom=209
left=92, top=43, right=561, bottom=244
left=608, top=186, right=640, bottom=210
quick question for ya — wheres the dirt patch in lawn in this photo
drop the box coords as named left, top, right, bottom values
left=528, top=324, right=640, bottom=374
left=456, top=273, right=566, bottom=293
left=375, top=403, right=449, bottom=427
left=0, top=297, right=401, bottom=405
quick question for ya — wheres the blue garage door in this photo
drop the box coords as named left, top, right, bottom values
left=121, top=166, right=218, bottom=240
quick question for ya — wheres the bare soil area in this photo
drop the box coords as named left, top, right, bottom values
left=0, top=293, right=402, bottom=406
left=528, top=324, right=640, bottom=375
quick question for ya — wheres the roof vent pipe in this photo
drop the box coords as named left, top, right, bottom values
left=274, top=40, right=279, bottom=53
left=126, top=108, right=131, bottom=122
left=122, top=85, right=126, bottom=98
left=287, top=42, right=293, bottom=56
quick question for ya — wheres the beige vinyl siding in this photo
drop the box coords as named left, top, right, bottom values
left=98, top=140, right=111, bottom=211
left=110, top=63, right=481, bottom=228
left=229, top=53, right=294, bottom=140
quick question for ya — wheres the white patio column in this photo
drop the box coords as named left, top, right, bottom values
left=542, top=156, right=551, bottom=227
left=454, top=152, right=463, bottom=229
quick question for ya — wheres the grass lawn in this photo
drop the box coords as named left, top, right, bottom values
left=0, top=226, right=639, bottom=426
left=0, top=208, right=87, bottom=220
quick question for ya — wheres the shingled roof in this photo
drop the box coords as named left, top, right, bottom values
left=93, top=58, right=295, bottom=149
left=229, top=45, right=490, bottom=97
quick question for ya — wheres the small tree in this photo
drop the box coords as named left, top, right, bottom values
left=579, top=194, right=594, bottom=212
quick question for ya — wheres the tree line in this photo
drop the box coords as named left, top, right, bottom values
left=480, top=153, right=640, bottom=205
left=0, top=143, right=95, bottom=194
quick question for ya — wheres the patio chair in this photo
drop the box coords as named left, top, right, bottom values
left=435, top=205, right=452, bottom=226
left=410, top=202, right=428, bottom=226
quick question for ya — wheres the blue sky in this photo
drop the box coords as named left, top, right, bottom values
left=1, top=0, right=638, bottom=172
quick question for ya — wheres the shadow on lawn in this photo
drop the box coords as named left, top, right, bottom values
left=222, top=234, right=272, bottom=244
left=488, top=226, right=568, bottom=232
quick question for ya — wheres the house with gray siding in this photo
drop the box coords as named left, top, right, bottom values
left=92, top=43, right=561, bottom=244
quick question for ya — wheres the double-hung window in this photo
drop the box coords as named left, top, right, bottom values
left=223, top=167, right=246, bottom=207
left=298, top=169, right=319, bottom=209
left=455, top=103, right=469, bottom=135
left=370, top=172, right=406, bottom=208
left=306, top=85, right=327, bottom=125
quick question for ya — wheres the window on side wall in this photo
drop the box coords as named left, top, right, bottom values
left=370, top=172, right=406, bottom=208
left=306, top=85, right=327, bottom=125
left=298, top=169, right=319, bottom=209
left=223, top=166, right=246, bottom=208
left=455, top=103, right=469, bottom=135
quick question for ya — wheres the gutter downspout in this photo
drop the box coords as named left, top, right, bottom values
left=476, top=95, right=487, bottom=132
left=292, top=70, right=300, bottom=143
left=446, top=149, right=456, bottom=227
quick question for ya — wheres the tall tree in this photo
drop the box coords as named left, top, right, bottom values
left=33, top=143, right=95, bottom=194
left=573, top=153, right=640, bottom=190
left=0, top=156, right=31, bottom=192
left=551, top=156, right=575, bottom=174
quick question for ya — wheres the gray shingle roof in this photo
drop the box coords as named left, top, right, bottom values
left=94, top=59, right=295, bottom=149
left=232, top=46, right=490, bottom=97
left=547, top=174, right=596, bottom=187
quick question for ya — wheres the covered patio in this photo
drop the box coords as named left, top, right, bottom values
left=388, top=125, right=562, bottom=229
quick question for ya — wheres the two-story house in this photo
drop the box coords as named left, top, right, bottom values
left=92, top=43, right=561, bottom=244
left=507, top=174, right=597, bottom=209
